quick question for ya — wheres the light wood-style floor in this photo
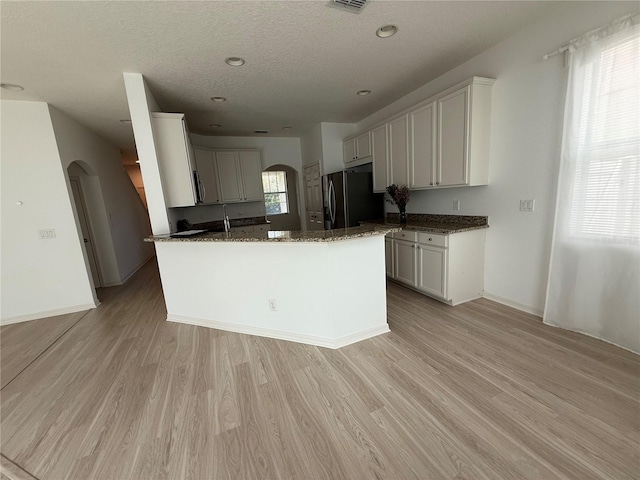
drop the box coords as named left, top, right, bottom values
left=1, top=259, right=638, bottom=480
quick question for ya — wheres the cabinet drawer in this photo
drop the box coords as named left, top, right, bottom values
left=393, top=230, right=418, bottom=242
left=417, top=232, right=448, bottom=248
left=253, top=224, right=270, bottom=233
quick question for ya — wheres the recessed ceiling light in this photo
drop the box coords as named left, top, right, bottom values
left=282, top=126, right=292, bottom=131
left=225, top=57, right=245, bottom=66
left=255, top=130, right=269, bottom=134
left=119, top=119, right=132, bottom=123
left=357, top=90, right=372, bottom=96
left=0, top=83, right=24, bottom=91
left=376, top=25, right=398, bottom=38
left=210, top=96, right=227, bottom=102
left=209, top=123, right=222, bottom=128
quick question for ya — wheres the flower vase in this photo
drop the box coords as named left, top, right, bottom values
left=399, top=207, right=407, bottom=224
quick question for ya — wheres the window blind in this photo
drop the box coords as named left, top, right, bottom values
left=569, top=32, right=640, bottom=241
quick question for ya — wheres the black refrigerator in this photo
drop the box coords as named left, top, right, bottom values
left=322, top=164, right=384, bottom=229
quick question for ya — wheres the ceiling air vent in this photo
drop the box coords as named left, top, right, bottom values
left=329, top=0, right=367, bottom=14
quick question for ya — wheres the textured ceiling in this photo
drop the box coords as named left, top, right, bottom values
left=1, top=1, right=565, bottom=150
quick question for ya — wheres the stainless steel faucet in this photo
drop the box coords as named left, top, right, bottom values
left=223, top=204, right=230, bottom=233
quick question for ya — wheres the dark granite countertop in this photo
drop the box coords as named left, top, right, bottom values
left=146, top=225, right=401, bottom=243
left=363, top=214, right=489, bottom=234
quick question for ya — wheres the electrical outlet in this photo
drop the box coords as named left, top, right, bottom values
left=453, top=200, right=460, bottom=211
left=520, top=199, right=535, bottom=212
left=38, top=229, right=56, bottom=239
left=269, top=299, right=277, bottom=311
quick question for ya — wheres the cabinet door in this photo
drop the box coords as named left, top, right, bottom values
left=215, top=152, right=243, bottom=202
left=417, top=244, right=447, bottom=298
left=438, top=86, right=469, bottom=187
left=193, top=147, right=220, bottom=204
left=151, top=114, right=198, bottom=207
left=356, top=131, right=371, bottom=159
left=385, top=237, right=394, bottom=277
left=371, top=124, right=389, bottom=193
left=410, top=102, right=436, bottom=189
left=343, top=138, right=356, bottom=164
left=304, top=164, right=324, bottom=230
left=238, top=151, right=263, bottom=201
left=389, top=115, right=409, bottom=186
left=394, top=239, right=416, bottom=286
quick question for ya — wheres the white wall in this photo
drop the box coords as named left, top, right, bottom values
left=355, top=2, right=638, bottom=315
left=300, top=122, right=355, bottom=175
left=156, top=235, right=389, bottom=348
left=320, top=122, right=355, bottom=175
left=300, top=123, right=322, bottom=168
left=1, top=100, right=97, bottom=323
left=124, top=73, right=171, bottom=235
left=48, top=106, right=154, bottom=284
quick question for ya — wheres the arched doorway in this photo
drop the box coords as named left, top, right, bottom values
left=263, top=164, right=301, bottom=231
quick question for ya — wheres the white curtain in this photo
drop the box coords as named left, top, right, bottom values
left=544, top=14, right=640, bottom=353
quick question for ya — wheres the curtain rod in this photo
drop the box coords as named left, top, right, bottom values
left=543, top=11, right=639, bottom=60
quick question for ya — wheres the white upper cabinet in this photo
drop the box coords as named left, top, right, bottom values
left=372, top=124, right=389, bottom=193
left=215, top=151, right=243, bottom=202
left=343, top=137, right=357, bottom=163
left=343, top=131, right=371, bottom=165
left=437, top=86, right=469, bottom=187
left=151, top=112, right=199, bottom=208
left=355, top=132, right=371, bottom=158
left=193, top=147, right=221, bottom=204
left=214, top=150, right=264, bottom=203
left=389, top=115, right=409, bottom=186
left=358, top=77, right=494, bottom=192
left=409, top=102, right=436, bottom=189
left=238, top=151, right=263, bottom=201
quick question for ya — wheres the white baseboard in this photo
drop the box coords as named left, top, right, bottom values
left=167, top=314, right=390, bottom=349
left=482, top=291, right=543, bottom=317
left=0, top=303, right=97, bottom=326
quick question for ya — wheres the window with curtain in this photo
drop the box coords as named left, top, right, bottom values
left=262, top=171, right=289, bottom=215
left=544, top=13, right=640, bottom=354
left=569, top=31, right=640, bottom=241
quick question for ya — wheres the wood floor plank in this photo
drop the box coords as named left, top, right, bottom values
left=0, top=311, right=87, bottom=389
left=1, top=261, right=638, bottom=479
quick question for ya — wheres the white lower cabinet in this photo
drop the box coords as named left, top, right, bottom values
left=417, top=244, right=447, bottom=298
left=393, top=239, right=417, bottom=287
left=385, top=229, right=486, bottom=306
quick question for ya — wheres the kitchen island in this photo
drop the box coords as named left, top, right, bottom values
left=146, top=225, right=399, bottom=348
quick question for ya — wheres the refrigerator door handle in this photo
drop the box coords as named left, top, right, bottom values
left=330, top=180, right=337, bottom=226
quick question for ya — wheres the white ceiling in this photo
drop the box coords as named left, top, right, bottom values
left=1, top=1, right=566, bottom=151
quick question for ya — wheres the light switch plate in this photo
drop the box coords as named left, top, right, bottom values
left=38, top=229, right=56, bottom=239
left=520, top=200, right=535, bottom=212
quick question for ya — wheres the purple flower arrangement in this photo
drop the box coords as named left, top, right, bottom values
left=385, top=184, right=411, bottom=223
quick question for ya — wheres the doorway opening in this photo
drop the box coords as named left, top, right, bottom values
left=67, top=161, right=103, bottom=290
left=263, top=164, right=301, bottom=231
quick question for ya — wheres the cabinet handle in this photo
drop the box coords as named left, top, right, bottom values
left=417, top=246, right=420, bottom=250
left=429, top=182, right=433, bottom=186
left=429, top=237, right=432, bottom=241
left=436, top=182, right=440, bottom=185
